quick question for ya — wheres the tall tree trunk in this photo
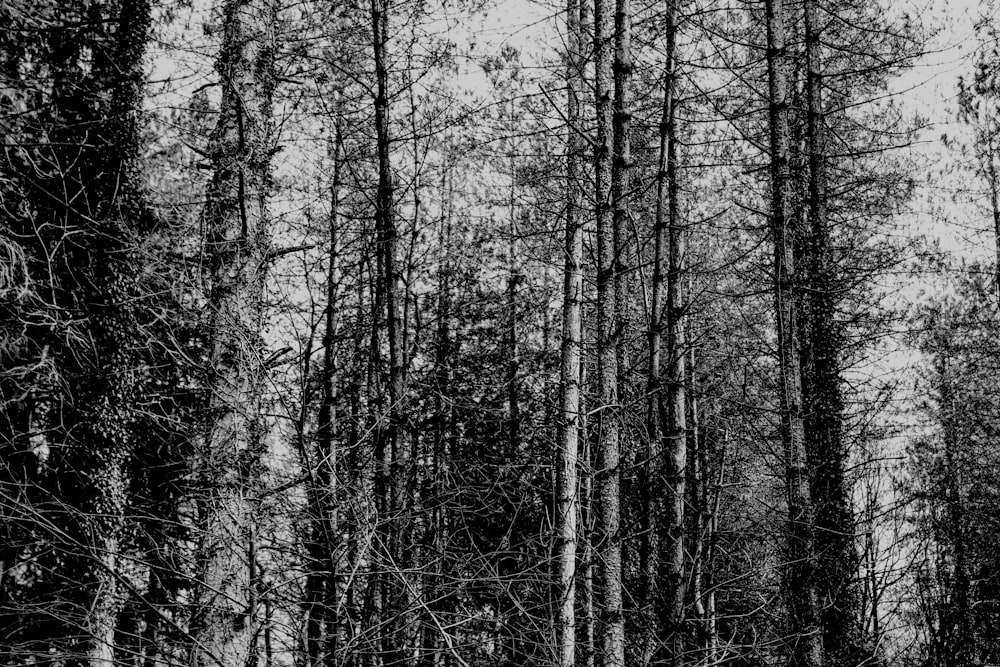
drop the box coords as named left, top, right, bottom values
left=688, top=348, right=720, bottom=666
left=507, top=160, right=522, bottom=462
left=763, top=1, right=823, bottom=665
left=612, top=0, right=633, bottom=401
left=370, top=0, right=405, bottom=660
left=937, top=356, right=977, bottom=667
left=595, top=0, right=623, bottom=662
left=189, top=1, right=277, bottom=665
left=801, top=3, right=862, bottom=665
left=307, top=101, right=345, bottom=667
left=580, top=362, right=596, bottom=667
left=644, top=2, right=686, bottom=663
left=983, top=134, right=1000, bottom=310
left=53, top=1, right=153, bottom=661
left=555, top=0, right=584, bottom=661
left=423, top=156, right=455, bottom=667
left=643, top=0, right=679, bottom=659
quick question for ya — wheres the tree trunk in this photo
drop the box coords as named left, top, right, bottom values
left=189, top=1, right=277, bottom=665
left=555, top=0, right=584, bottom=661
left=370, top=0, right=406, bottom=659
left=579, top=361, right=596, bottom=667
left=308, top=98, right=346, bottom=667
left=612, top=0, right=633, bottom=402
left=54, top=1, right=153, bottom=661
left=983, top=134, right=1000, bottom=310
left=801, top=3, right=862, bottom=665
left=937, top=356, right=977, bottom=667
left=763, top=1, right=823, bottom=665
left=643, top=1, right=680, bottom=660
left=688, top=342, right=720, bottom=665
left=595, top=0, right=623, bottom=662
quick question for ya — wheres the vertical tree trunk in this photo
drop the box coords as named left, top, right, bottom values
left=59, top=1, right=152, bottom=661
left=594, top=0, right=623, bottom=662
left=507, top=163, right=522, bottom=462
left=189, top=1, right=277, bottom=665
left=612, top=0, right=633, bottom=398
left=424, top=158, right=455, bottom=667
left=763, top=1, right=823, bottom=665
left=579, top=362, right=596, bottom=667
left=936, top=357, right=977, bottom=667
left=643, top=2, right=680, bottom=662
left=981, top=134, right=1000, bottom=309
left=309, top=100, right=345, bottom=667
left=801, top=3, right=862, bottom=665
left=555, top=0, right=584, bottom=661
left=370, top=0, right=405, bottom=660
left=687, top=339, right=720, bottom=665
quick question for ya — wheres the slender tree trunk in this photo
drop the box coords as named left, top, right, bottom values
left=612, top=0, right=633, bottom=399
left=662, top=3, right=688, bottom=663
left=802, top=3, right=862, bottom=665
left=688, top=342, right=719, bottom=665
left=423, top=157, right=455, bottom=667
left=142, top=570, right=165, bottom=667
left=311, top=102, right=345, bottom=667
left=937, top=357, right=977, bottom=667
left=594, top=0, right=623, bottom=662
left=763, top=1, right=823, bottom=665
left=579, top=362, right=596, bottom=667
left=189, top=1, right=277, bottom=665
left=370, top=0, right=405, bottom=660
left=643, top=2, right=680, bottom=661
left=507, top=161, right=522, bottom=462
left=982, top=135, right=1000, bottom=310
left=555, top=0, right=584, bottom=661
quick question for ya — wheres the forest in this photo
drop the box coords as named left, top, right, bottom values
left=1, top=0, right=999, bottom=665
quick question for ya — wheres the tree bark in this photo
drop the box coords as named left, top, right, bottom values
left=306, top=97, right=346, bottom=667
left=763, top=1, right=823, bottom=665
left=643, top=0, right=680, bottom=660
left=801, top=3, right=862, bottom=665
left=51, top=1, right=153, bottom=661
left=370, top=0, right=406, bottom=660
left=936, top=355, right=977, bottom=667
left=189, top=1, right=277, bottom=665
left=595, top=0, right=623, bottom=662
left=555, top=0, right=584, bottom=661
left=981, top=134, right=1000, bottom=310
left=612, top=0, right=633, bottom=399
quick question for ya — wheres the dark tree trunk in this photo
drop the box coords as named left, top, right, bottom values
left=763, top=1, right=824, bottom=665
left=801, top=3, right=863, bottom=665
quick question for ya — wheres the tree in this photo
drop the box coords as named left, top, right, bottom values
left=554, top=0, right=585, bottom=662
left=593, top=0, right=625, bottom=659
left=799, top=2, right=864, bottom=664
left=0, top=0, right=154, bottom=661
left=906, top=268, right=1000, bottom=667
left=188, top=0, right=278, bottom=664
left=763, top=0, right=823, bottom=664
left=644, top=1, right=686, bottom=664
